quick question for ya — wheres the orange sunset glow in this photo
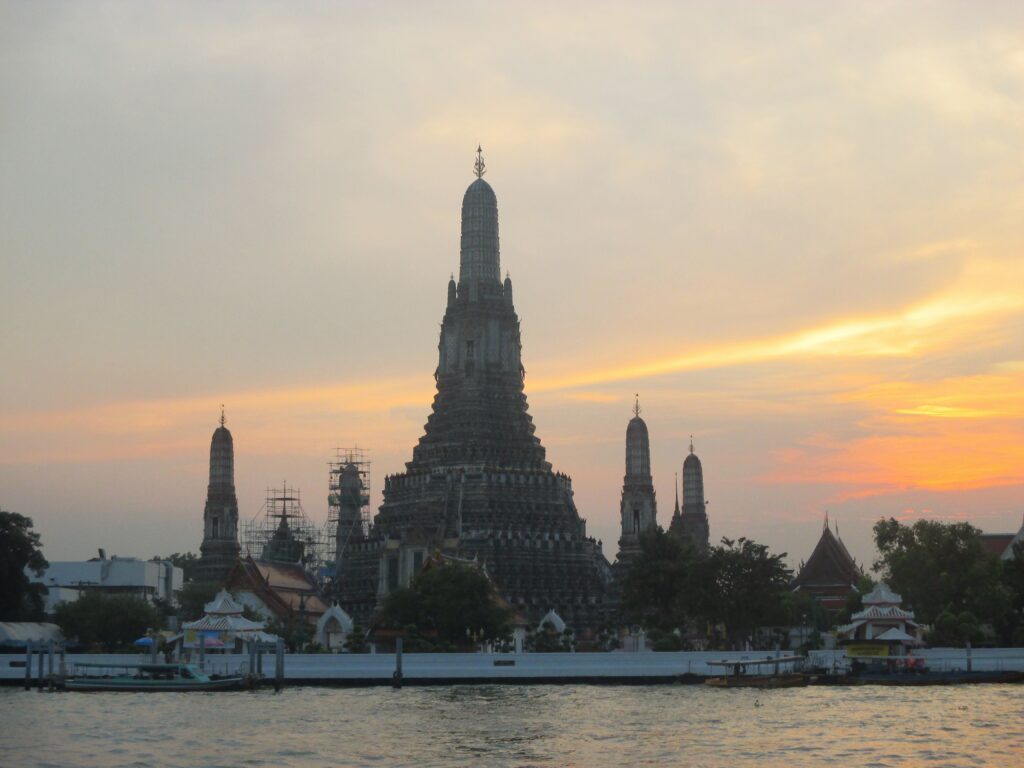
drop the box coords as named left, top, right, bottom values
left=2, top=1, right=1023, bottom=568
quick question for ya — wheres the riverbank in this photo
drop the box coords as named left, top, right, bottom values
left=4, top=648, right=1024, bottom=687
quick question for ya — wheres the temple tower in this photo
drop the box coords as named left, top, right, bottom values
left=333, top=461, right=363, bottom=574
left=335, top=149, right=612, bottom=628
left=616, top=397, right=658, bottom=565
left=196, top=409, right=241, bottom=582
left=669, top=437, right=710, bottom=549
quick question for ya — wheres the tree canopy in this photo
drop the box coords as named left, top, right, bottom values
left=379, top=560, right=513, bottom=649
left=0, top=509, right=49, bottom=621
left=621, top=529, right=792, bottom=649
left=54, top=591, right=163, bottom=651
left=872, top=517, right=1009, bottom=628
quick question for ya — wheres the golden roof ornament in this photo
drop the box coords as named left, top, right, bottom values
left=474, top=145, right=486, bottom=179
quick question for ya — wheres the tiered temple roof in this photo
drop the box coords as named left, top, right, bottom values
left=792, top=517, right=860, bottom=609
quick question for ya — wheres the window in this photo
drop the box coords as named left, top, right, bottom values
left=212, top=516, right=220, bottom=538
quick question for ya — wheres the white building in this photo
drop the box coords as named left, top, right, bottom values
left=837, top=582, right=922, bottom=648
left=30, top=552, right=183, bottom=611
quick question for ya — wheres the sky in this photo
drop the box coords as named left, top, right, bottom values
left=2, top=1, right=1023, bottom=569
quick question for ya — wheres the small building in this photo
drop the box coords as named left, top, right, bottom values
left=791, top=516, right=860, bottom=610
left=837, top=582, right=922, bottom=653
left=223, top=556, right=329, bottom=631
left=30, top=551, right=183, bottom=610
left=316, top=604, right=354, bottom=651
left=179, top=590, right=276, bottom=653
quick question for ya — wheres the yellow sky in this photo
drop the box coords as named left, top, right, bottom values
left=2, top=2, right=1023, bottom=563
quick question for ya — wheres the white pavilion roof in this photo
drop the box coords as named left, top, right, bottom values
left=862, top=582, right=902, bottom=606
left=181, top=614, right=265, bottom=632
left=203, top=589, right=244, bottom=616
left=851, top=604, right=916, bottom=623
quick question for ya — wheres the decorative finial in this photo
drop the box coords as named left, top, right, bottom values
left=824, top=510, right=829, bottom=531
left=220, top=405, right=225, bottom=427
left=474, top=145, right=486, bottom=178
left=674, top=473, right=680, bottom=513
left=689, top=435, right=694, bottom=454
left=633, top=394, right=641, bottom=418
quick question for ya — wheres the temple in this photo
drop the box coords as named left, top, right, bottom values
left=791, top=515, right=860, bottom=610
left=615, top=397, right=657, bottom=565
left=335, top=150, right=613, bottom=630
left=195, top=410, right=241, bottom=582
left=668, top=438, right=710, bottom=550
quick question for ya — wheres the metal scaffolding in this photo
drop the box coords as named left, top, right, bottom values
left=323, top=447, right=372, bottom=570
left=241, top=482, right=328, bottom=575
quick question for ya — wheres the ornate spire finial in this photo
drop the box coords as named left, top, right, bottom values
left=633, top=394, right=640, bottom=418
left=674, top=472, right=680, bottom=513
left=824, top=510, right=829, bottom=531
left=220, top=404, right=225, bottom=427
left=474, top=145, right=486, bottom=178
left=689, top=435, right=694, bottom=454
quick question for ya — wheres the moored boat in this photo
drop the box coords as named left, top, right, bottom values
left=63, top=662, right=246, bottom=692
left=821, top=655, right=1024, bottom=686
left=704, top=655, right=809, bottom=688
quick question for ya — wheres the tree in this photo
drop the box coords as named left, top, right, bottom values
left=344, top=622, right=368, bottom=653
left=873, top=517, right=1009, bottom=628
left=266, top=611, right=314, bottom=652
left=620, top=528, right=710, bottom=631
left=176, top=581, right=221, bottom=622
left=706, top=537, right=792, bottom=649
left=379, top=560, right=513, bottom=647
left=999, top=541, right=1024, bottom=646
left=54, top=591, right=163, bottom=651
left=0, top=509, right=49, bottom=621
left=158, top=552, right=199, bottom=583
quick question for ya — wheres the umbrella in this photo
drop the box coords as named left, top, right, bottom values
left=133, top=636, right=155, bottom=647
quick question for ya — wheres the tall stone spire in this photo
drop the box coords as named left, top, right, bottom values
left=669, top=437, right=710, bottom=550
left=617, top=397, right=657, bottom=566
left=335, top=154, right=611, bottom=629
left=459, top=146, right=501, bottom=295
left=196, top=411, right=241, bottom=582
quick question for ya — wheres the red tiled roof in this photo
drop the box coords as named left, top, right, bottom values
left=980, top=534, right=1015, bottom=558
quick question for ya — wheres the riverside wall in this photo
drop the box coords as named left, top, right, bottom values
left=4, top=648, right=1024, bottom=685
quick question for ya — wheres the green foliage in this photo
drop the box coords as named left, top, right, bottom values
left=928, top=610, right=982, bottom=647
left=621, top=528, right=711, bottom=631
left=159, top=552, right=199, bottom=583
left=0, top=510, right=49, bottom=621
left=54, top=591, right=163, bottom=651
left=873, top=517, right=1009, bottom=627
left=176, top=581, right=220, bottom=622
left=526, top=621, right=575, bottom=652
left=707, top=537, right=793, bottom=648
left=344, top=622, right=368, bottom=653
left=998, top=541, right=1024, bottom=646
left=266, top=611, right=314, bottom=652
left=379, top=560, right=513, bottom=647
left=621, top=529, right=792, bottom=649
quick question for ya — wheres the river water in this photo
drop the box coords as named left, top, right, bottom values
left=1, top=684, right=1021, bottom=767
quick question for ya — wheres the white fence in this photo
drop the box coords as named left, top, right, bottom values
left=4, top=647, right=1023, bottom=684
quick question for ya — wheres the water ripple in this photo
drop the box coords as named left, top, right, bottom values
left=1, top=684, right=1023, bottom=767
